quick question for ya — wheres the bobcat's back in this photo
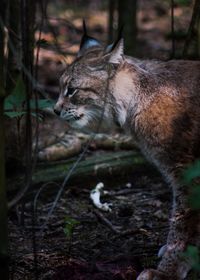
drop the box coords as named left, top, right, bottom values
left=122, top=59, right=200, bottom=172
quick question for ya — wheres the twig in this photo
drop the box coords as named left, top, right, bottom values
left=105, top=189, right=137, bottom=197
left=119, top=228, right=149, bottom=237
left=0, top=17, right=53, bottom=210
left=93, top=209, right=120, bottom=234
left=93, top=209, right=149, bottom=237
left=32, top=0, right=48, bottom=174
left=0, top=16, right=49, bottom=100
left=33, top=182, right=60, bottom=216
left=42, top=7, right=68, bottom=61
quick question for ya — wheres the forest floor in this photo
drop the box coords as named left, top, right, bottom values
left=9, top=154, right=170, bottom=279
left=7, top=0, right=193, bottom=279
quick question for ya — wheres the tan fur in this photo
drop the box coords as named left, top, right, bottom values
left=55, top=39, right=200, bottom=280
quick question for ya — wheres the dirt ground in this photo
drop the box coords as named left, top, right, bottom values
left=9, top=161, right=170, bottom=279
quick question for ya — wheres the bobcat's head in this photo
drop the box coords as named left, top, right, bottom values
left=54, top=22, right=125, bottom=132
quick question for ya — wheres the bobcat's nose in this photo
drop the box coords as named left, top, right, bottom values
left=54, top=108, right=61, bottom=116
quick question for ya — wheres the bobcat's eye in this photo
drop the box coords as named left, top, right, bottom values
left=63, top=87, right=77, bottom=98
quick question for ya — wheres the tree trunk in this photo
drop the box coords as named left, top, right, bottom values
left=0, top=1, right=9, bottom=278
left=182, top=0, right=200, bottom=58
left=197, top=2, right=200, bottom=58
left=108, top=0, right=116, bottom=44
left=0, top=99, right=8, bottom=280
left=118, top=0, right=137, bottom=56
left=9, top=0, right=37, bottom=209
left=6, top=0, right=20, bottom=94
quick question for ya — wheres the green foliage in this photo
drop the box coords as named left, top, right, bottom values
left=4, top=76, right=26, bottom=118
left=183, top=160, right=200, bottom=184
left=175, top=0, right=191, bottom=6
left=188, top=186, right=200, bottom=210
left=182, top=246, right=200, bottom=272
left=4, top=76, right=54, bottom=119
left=166, top=30, right=187, bottom=40
left=29, top=99, right=54, bottom=110
left=63, top=216, right=79, bottom=238
left=183, top=160, right=200, bottom=209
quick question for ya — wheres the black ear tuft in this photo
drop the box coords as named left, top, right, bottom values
left=103, top=25, right=124, bottom=63
left=82, top=19, right=87, bottom=36
left=110, top=25, right=124, bottom=52
left=78, top=19, right=102, bottom=57
left=104, top=25, right=124, bottom=55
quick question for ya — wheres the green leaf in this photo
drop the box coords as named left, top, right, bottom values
left=4, top=111, right=26, bottom=118
left=183, top=245, right=200, bottom=271
left=4, top=76, right=26, bottom=110
left=175, top=0, right=190, bottom=6
left=63, top=217, right=79, bottom=238
left=30, top=99, right=55, bottom=110
left=4, top=100, right=13, bottom=110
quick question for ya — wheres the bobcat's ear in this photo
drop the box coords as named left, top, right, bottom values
left=106, top=38, right=124, bottom=64
left=78, top=20, right=102, bottom=57
left=104, top=26, right=124, bottom=64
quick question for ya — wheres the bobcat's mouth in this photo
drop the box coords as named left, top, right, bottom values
left=59, top=106, right=113, bottom=132
left=60, top=109, right=84, bottom=123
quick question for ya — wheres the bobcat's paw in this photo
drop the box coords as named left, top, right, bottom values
left=137, top=269, right=168, bottom=280
left=158, top=244, right=167, bottom=258
left=157, top=241, right=191, bottom=279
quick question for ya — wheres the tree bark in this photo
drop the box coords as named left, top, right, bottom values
left=118, top=0, right=137, bottom=56
left=182, top=0, right=200, bottom=58
left=0, top=99, right=8, bottom=280
left=6, top=0, right=20, bottom=94
left=108, top=0, right=116, bottom=44
left=197, top=2, right=200, bottom=58
left=9, top=0, right=37, bottom=209
left=0, top=1, right=9, bottom=278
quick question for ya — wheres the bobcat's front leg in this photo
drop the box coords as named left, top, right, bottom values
left=137, top=181, right=200, bottom=280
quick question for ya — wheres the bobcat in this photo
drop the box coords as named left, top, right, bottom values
left=54, top=23, right=200, bottom=280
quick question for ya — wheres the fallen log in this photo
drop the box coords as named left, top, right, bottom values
left=33, top=150, right=155, bottom=185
